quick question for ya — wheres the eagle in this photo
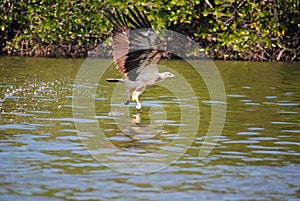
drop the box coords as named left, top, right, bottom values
left=104, top=6, right=175, bottom=110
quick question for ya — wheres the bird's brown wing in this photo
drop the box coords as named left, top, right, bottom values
left=105, top=6, right=162, bottom=81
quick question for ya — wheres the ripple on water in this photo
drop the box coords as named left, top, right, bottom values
left=282, top=130, right=300, bottom=133
left=202, top=100, right=227, bottom=105
left=263, top=101, right=276, bottom=105
left=56, top=135, right=79, bottom=141
left=247, top=145, right=287, bottom=150
left=57, top=129, right=78, bottom=133
left=244, top=102, right=260, bottom=106
left=252, top=150, right=300, bottom=156
left=15, top=113, right=34, bottom=117
left=95, top=115, right=114, bottom=119
left=271, top=121, right=296, bottom=125
left=227, top=94, right=246, bottom=98
left=36, top=117, right=98, bottom=123
left=223, top=140, right=260, bottom=144
left=277, top=110, right=298, bottom=114
left=265, top=96, right=277, bottom=99
left=240, top=99, right=252, bottom=103
left=274, top=141, right=300, bottom=146
left=0, top=123, right=37, bottom=130
left=107, top=135, right=133, bottom=142
left=248, top=137, right=278, bottom=141
left=29, top=110, right=51, bottom=114
left=277, top=102, right=299, bottom=107
left=220, top=151, right=249, bottom=156
left=237, top=131, right=260, bottom=136
left=248, top=127, right=264, bottom=131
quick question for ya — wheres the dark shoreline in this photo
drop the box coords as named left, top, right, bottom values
left=1, top=41, right=299, bottom=62
left=1, top=33, right=298, bottom=62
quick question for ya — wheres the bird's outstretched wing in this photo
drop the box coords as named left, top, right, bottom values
left=105, top=6, right=163, bottom=81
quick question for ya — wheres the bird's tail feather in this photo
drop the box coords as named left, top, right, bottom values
left=106, top=78, right=124, bottom=82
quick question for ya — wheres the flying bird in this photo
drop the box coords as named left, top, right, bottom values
left=104, top=6, right=175, bottom=110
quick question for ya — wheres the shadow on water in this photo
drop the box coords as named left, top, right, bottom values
left=0, top=57, right=299, bottom=200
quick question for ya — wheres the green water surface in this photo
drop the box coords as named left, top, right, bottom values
left=0, top=57, right=299, bottom=200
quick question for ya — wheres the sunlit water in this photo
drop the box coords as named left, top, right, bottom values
left=0, top=57, right=299, bottom=200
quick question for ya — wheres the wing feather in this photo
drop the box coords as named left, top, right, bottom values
left=105, top=6, right=162, bottom=81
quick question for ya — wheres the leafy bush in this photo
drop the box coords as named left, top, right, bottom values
left=0, top=0, right=299, bottom=61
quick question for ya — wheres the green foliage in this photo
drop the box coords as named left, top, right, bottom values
left=198, top=0, right=299, bottom=60
left=0, top=0, right=299, bottom=60
left=1, top=0, right=109, bottom=56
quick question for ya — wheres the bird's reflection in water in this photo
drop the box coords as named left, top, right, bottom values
left=109, top=110, right=165, bottom=141
left=122, top=113, right=158, bottom=140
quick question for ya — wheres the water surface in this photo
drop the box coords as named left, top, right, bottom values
left=0, top=57, right=299, bottom=200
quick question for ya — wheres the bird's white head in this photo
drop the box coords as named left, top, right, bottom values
left=159, top=72, right=175, bottom=80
